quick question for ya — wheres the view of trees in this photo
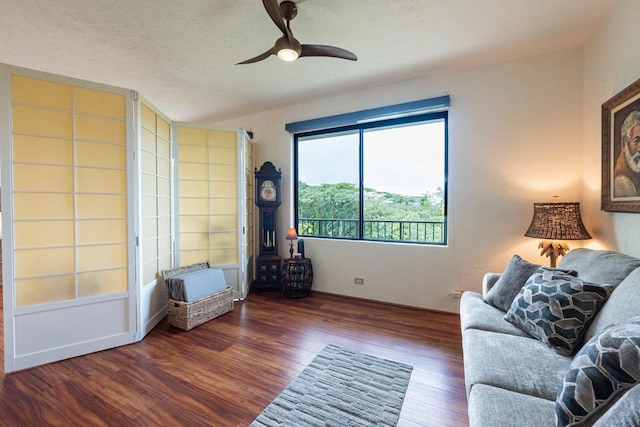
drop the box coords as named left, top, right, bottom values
left=298, top=181, right=444, bottom=221
left=297, top=182, right=446, bottom=243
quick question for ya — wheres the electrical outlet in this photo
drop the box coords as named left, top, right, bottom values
left=448, top=290, right=463, bottom=298
left=354, top=278, right=364, bottom=285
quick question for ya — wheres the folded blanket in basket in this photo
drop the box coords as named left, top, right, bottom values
left=167, top=268, right=227, bottom=302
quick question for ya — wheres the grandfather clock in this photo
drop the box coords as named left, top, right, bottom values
left=254, top=161, right=282, bottom=292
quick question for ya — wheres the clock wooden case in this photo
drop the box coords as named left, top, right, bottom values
left=254, top=161, right=282, bottom=292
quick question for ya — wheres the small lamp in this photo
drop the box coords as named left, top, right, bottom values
left=524, top=197, right=592, bottom=267
left=286, top=228, right=298, bottom=259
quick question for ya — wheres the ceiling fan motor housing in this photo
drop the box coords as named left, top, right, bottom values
left=279, top=1, right=298, bottom=21
left=276, top=35, right=301, bottom=56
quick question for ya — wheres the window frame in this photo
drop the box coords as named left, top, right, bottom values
left=293, top=111, right=448, bottom=245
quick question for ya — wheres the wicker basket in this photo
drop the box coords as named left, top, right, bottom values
left=167, top=288, right=234, bottom=331
left=163, top=262, right=234, bottom=331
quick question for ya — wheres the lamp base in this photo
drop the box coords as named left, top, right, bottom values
left=538, top=240, right=569, bottom=268
left=289, top=243, right=294, bottom=259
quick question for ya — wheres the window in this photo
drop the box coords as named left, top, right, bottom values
left=294, top=111, right=448, bottom=244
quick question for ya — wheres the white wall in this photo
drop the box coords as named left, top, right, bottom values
left=582, top=0, right=640, bottom=256
left=218, top=48, right=585, bottom=313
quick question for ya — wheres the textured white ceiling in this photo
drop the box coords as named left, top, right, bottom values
left=0, top=0, right=614, bottom=122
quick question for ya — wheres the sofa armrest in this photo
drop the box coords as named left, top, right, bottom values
left=482, top=273, right=502, bottom=297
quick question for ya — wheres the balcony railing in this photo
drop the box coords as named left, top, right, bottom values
left=297, top=218, right=445, bottom=244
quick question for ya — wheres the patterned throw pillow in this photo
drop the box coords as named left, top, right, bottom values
left=504, top=267, right=613, bottom=356
left=555, top=317, right=640, bottom=426
left=484, top=255, right=577, bottom=312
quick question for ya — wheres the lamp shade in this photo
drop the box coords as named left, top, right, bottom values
left=524, top=202, right=591, bottom=240
left=286, top=228, right=298, bottom=240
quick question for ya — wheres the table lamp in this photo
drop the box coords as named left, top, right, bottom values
left=286, top=228, right=298, bottom=259
left=524, top=198, right=591, bottom=267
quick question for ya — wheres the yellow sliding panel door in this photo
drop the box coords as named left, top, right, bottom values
left=12, top=76, right=75, bottom=306
left=74, top=86, right=128, bottom=298
left=5, top=71, right=134, bottom=372
left=176, top=126, right=245, bottom=298
left=139, top=102, right=173, bottom=335
left=209, top=130, right=238, bottom=267
left=178, top=126, right=211, bottom=266
left=243, top=133, right=255, bottom=298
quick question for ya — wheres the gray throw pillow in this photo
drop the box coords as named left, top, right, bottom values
left=483, top=255, right=542, bottom=312
left=504, top=267, right=613, bottom=356
left=583, top=266, right=640, bottom=344
left=555, top=316, right=640, bottom=426
left=592, top=383, right=640, bottom=427
left=559, top=248, right=640, bottom=286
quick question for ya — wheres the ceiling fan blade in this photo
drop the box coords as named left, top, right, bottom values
left=262, top=0, right=291, bottom=38
left=236, top=48, right=275, bottom=65
left=300, top=44, right=357, bottom=61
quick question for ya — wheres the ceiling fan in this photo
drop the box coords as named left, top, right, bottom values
left=236, top=0, right=357, bottom=64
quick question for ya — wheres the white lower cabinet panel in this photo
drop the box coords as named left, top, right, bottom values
left=13, top=296, right=132, bottom=370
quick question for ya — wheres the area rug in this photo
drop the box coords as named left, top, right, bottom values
left=250, top=344, right=413, bottom=427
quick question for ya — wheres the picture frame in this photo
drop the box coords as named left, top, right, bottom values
left=602, top=77, right=640, bottom=212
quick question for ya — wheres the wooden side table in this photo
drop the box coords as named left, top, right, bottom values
left=282, top=258, right=313, bottom=298
left=254, top=255, right=282, bottom=292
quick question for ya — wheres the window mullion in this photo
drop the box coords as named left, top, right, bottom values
left=359, top=128, right=364, bottom=240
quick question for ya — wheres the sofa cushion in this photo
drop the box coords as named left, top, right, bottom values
left=463, top=328, right=572, bottom=400
left=460, top=291, right=531, bottom=337
left=555, top=316, right=640, bottom=426
left=468, top=384, right=556, bottom=427
left=504, top=268, right=613, bottom=356
left=483, top=255, right=542, bottom=312
left=559, top=248, right=640, bottom=286
left=592, top=383, right=640, bottom=427
left=585, top=266, right=640, bottom=343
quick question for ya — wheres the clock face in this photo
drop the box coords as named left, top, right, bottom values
left=260, top=180, right=277, bottom=201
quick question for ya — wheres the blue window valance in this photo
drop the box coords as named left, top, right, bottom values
left=285, top=95, right=450, bottom=133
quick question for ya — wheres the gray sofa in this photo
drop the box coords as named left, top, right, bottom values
left=460, top=248, right=640, bottom=426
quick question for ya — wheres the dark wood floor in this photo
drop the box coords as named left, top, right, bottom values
left=0, top=290, right=468, bottom=426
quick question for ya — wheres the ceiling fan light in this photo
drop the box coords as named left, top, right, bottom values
left=277, top=48, right=299, bottom=62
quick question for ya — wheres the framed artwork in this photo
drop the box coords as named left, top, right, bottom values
left=602, top=78, right=640, bottom=212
